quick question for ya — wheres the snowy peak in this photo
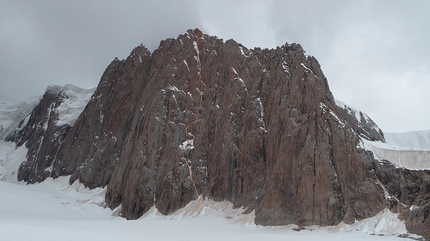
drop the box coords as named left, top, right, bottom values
left=2, top=84, right=94, bottom=143
left=51, top=84, right=95, bottom=127
left=3, top=84, right=95, bottom=183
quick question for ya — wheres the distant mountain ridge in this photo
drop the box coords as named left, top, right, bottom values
left=2, top=29, right=429, bottom=239
left=0, top=97, right=39, bottom=141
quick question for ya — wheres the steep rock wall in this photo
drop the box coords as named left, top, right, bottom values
left=374, top=160, right=430, bottom=239
left=17, top=29, right=387, bottom=227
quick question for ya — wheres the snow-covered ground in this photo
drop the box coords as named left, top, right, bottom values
left=0, top=140, right=420, bottom=241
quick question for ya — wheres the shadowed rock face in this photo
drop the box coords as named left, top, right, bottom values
left=15, top=88, right=71, bottom=183
left=16, top=29, right=389, bottom=227
left=374, top=160, right=430, bottom=240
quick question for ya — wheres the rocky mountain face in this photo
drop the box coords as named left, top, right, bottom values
left=375, top=160, right=430, bottom=239
left=335, top=99, right=385, bottom=142
left=9, top=85, right=93, bottom=183
left=13, top=87, right=71, bottom=183
left=7, top=29, right=429, bottom=239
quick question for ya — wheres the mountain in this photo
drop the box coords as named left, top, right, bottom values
left=5, top=84, right=94, bottom=182
left=3, top=29, right=429, bottom=239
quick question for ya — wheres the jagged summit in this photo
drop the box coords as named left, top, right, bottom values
left=4, top=30, right=430, bottom=239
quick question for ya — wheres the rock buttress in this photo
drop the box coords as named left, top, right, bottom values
left=18, top=29, right=387, bottom=227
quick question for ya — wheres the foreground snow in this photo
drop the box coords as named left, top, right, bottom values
left=0, top=179, right=415, bottom=241
left=0, top=141, right=420, bottom=240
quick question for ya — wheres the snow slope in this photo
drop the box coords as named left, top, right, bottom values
left=0, top=84, right=94, bottom=143
left=45, top=84, right=95, bottom=127
left=361, top=138, right=430, bottom=170
left=0, top=96, right=39, bottom=140
left=384, top=130, right=430, bottom=150
left=0, top=140, right=420, bottom=240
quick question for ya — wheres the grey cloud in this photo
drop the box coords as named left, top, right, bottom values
left=266, top=0, right=430, bottom=132
left=1, top=0, right=201, bottom=100
left=1, top=0, right=429, bottom=132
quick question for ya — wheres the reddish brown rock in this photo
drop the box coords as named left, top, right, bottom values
left=335, top=100, right=385, bottom=142
left=374, top=160, right=430, bottom=239
left=17, top=29, right=405, bottom=231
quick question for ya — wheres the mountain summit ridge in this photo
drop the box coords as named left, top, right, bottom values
left=4, top=29, right=430, bottom=239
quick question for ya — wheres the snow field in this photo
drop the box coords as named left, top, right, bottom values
left=0, top=140, right=420, bottom=240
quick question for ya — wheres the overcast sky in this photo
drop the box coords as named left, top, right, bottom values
left=1, top=0, right=429, bottom=133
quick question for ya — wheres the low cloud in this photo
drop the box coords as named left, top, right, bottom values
left=1, top=0, right=429, bottom=132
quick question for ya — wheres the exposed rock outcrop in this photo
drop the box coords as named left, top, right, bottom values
left=374, top=160, right=430, bottom=239
left=12, top=29, right=429, bottom=238
left=15, top=87, right=71, bottom=183
left=335, top=99, right=385, bottom=142
left=11, top=85, right=93, bottom=183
